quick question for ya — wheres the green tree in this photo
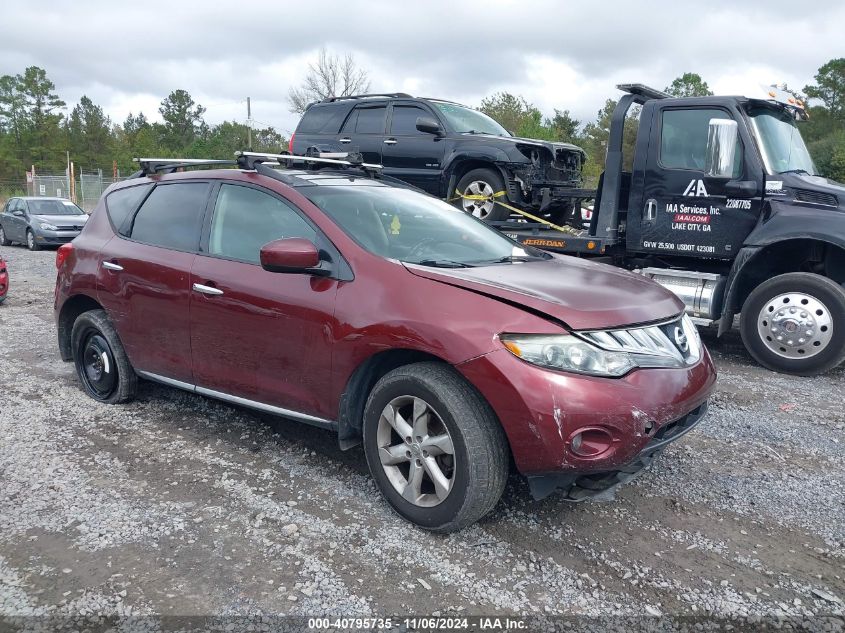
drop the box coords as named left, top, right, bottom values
left=479, top=92, right=537, bottom=134
left=18, top=66, right=66, bottom=167
left=665, top=72, right=713, bottom=98
left=546, top=109, right=580, bottom=144
left=66, top=95, right=113, bottom=171
left=580, top=99, right=640, bottom=181
left=804, top=58, right=845, bottom=120
left=159, top=90, right=206, bottom=151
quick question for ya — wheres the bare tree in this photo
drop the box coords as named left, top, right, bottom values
left=288, top=47, right=371, bottom=114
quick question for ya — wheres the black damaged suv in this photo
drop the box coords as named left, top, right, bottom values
left=290, top=93, right=587, bottom=223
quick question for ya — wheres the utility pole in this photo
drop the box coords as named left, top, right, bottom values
left=247, top=97, right=252, bottom=150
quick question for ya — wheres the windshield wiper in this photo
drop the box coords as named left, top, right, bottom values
left=778, top=168, right=820, bottom=176
left=414, top=259, right=475, bottom=268
left=485, top=255, right=543, bottom=264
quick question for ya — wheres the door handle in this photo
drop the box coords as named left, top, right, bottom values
left=339, top=137, right=352, bottom=144
left=644, top=199, right=657, bottom=222
left=102, top=261, right=123, bottom=271
left=383, top=138, right=398, bottom=145
left=193, top=283, right=223, bottom=296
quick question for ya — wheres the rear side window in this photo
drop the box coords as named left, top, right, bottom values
left=352, top=106, right=386, bottom=134
left=390, top=105, right=430, bottom=135
left=208, top=184, right=316, bottom=264
left=297, top=104, right=348, bottom=134
left=105, top=184, right=152, bottom=233
left=129, top=183, right=209, bottom=251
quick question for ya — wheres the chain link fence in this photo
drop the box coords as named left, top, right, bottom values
left=0, top=171, right=124, bottom=213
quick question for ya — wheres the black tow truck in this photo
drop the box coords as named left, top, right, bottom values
left=500, top=84, right=845, bottom=375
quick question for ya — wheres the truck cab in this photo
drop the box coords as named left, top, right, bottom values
left=505, top=84, right=845, bottom=375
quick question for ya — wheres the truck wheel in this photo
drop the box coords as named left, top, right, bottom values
left=453, top=168, right=510, bottom=223
left=71, top=309, right=138, bottom=403
left=362, top=362, right=509, bottom=532
left=740, top=272, right=845, bottom=376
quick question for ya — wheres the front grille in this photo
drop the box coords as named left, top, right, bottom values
left=579, top=315, right=701, bottom=366
left=794, top=189, right=838, bottom=207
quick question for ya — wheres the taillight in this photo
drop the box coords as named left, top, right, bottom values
left=56, top=243, right=73, bottom=269
left=288, top=133, right=295, bottom=154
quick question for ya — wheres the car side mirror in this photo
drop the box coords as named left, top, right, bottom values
left=705, top=118, right=739, bottom=179
left=260, top=238, right=329, bottom=276
left=416, top=116, right=443, bottom=136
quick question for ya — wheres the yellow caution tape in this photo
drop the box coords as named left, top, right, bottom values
left=448, top=188, right=579, bottom=235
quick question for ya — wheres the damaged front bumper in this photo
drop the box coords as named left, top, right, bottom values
left=526, top=402, right=709, bottom=501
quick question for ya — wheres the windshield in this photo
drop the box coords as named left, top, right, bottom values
left=28, top=199, right=85, bottom=216
left=302, top=185, right=546, bottom=267
left=747, top=106, right=817, bottom=175
left=432, top=102, right=510, bottom=136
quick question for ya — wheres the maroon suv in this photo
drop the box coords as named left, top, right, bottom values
left=54, top=154, right=716, bottom=532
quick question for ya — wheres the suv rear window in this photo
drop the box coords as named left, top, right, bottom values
left=106, top=184, right=152, bottom=233
left=296, top=104, right=348, bottom=134
left=129, top=183, right=209, bottom=251
left=343, top=106, right=387, bottom=134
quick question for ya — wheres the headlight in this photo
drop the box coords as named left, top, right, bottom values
left=501, top=315, right=702, bottom=378
left=39, top=222, right=58, bottom=231
left=500, top=334, right=636, bottom=377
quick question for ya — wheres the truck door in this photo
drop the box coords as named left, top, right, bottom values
left=632, top=106, right=760, bottom=259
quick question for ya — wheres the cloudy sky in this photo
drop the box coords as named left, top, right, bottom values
left=0, top=1, right=841, bottom=136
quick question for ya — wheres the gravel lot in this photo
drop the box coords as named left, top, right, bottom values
left=0, top=244, right=843, bottom=629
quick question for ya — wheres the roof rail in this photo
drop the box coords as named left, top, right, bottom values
left=235, top=151, right=383, bottom=172
left=616, top=84, right=672, bottom=101
left=319, top=92, right=412, bottom=103
left=131, top=157, right=236, bottom=177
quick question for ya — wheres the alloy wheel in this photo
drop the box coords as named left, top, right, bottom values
left=461, top=180, right=496, bottom=219
left=376, top=396, right=456, bottom=507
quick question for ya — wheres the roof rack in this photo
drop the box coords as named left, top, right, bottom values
left=319, top=92, right=412, bottom=103
left=617, top=84, right=672, bottom=101
left=235, top=151, right=383, bottom=172
left=131, top=157, right=236, bottom=177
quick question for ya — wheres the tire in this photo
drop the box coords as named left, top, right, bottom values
left=740, top=272, right=845, bottom=376
left=453, top=168, right=511, bottom=223
left=0, top=225, right=10, bottom=246
left=26, top=229, right=40, bottom=251
left=362, top=362, right=509, bottom=532
left=71, top=309, right=138, bottom=403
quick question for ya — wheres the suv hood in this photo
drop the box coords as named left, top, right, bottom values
left=462, top=133, right=586, bottom=158
left=403, top=256, right=683, bottom=330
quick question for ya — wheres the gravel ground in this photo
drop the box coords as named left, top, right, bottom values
left=0, top=244, right=843, bottom=630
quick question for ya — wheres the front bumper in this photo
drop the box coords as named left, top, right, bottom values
left=35, top=230, right=80, bottom=245
left=456, top=347, right=716, bottom=476
left=526, top=402, right=708, bottom=500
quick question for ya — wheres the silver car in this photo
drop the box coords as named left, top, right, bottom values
left=0, top=197, right=88, bottom=251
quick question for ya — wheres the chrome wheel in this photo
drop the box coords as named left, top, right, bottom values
left=461, top=180, right=495, bottom=219
left=27, top=231, right=35, bottom=249
left=376, top=396, right=455, bottom=507
left=757, top=292, right=833, bottom=359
